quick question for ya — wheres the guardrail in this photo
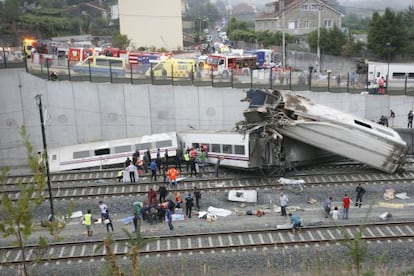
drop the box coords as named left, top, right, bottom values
left=2, top=55, right=414, bottom=96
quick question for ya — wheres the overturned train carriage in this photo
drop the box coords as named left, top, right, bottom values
left=236, top=89, right=407, bottom=174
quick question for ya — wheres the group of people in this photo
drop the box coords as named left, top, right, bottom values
left=323, top=184, right=366, bottom=221
left=82, top=201, right=114, bottom=236
left=132, top=186, right=202, bottom=231
left=280, top=184, right=367, bottom=233
left=119, top=145, right=219, bottom=184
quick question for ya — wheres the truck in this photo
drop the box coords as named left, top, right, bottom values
left=205, top=54, right=257, bottom=79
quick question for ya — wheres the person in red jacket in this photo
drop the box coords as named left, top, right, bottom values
left=342, top=193, right=352, bottom=220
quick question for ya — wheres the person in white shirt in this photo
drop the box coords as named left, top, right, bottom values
left=280, top=192, right=289, bottom=217
left=330, top=206, right=340, bottom=221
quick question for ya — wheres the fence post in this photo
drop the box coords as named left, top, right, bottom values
left=171, top=63, right=173, bottom=85
left=46, top=59, right=50, bottom=80
left=347, top=72, right=350, bottom=93
left=2, top=47, right=7, bottom=68
left=130, top=64, right=133, bottom=84
left=109, top=61, right=113, bottom=83
left=211, top=66, right=214, bottom=87
left=327, top=71, right=331, bottom=92
left=405, top=74, right=408, bottom=95
left=250, top=68, right=253, bottom=89
left=269, top=68, right=273, bottom=89
left=88, top=59, right=92, bottom=82
left=308, top=65, right=314, bottom=91
left=67, top=58, right=71, bottom=81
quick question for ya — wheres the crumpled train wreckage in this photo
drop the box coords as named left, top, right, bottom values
left=235, top=89, right=407, bottom=174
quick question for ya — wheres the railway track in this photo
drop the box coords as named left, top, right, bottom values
left=1, top=221, right=414, bottom=266
left=3, top=168, right=414, bottom=201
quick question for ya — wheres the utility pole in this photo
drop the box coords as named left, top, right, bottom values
left=34, top=94, right=54, bottom=221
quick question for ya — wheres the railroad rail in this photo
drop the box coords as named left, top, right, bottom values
left=3, top=168, right=414, bottom=201
left=1, top=221, right=414, bottom=266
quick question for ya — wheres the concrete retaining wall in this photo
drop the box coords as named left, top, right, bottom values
left=1, top=68, right=413, bottom=168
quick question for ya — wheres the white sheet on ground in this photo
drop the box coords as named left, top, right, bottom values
left=70, top=211, right=83, bottom=218
left=276, top=222, right=293, bottom=230
left=278, top=177, right=305, bottom=185
left=395, top=192, right=410, bottom=200
left=207, top=206, right=232, bottom=217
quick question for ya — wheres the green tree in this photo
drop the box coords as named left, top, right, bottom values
left=96, top=224, right=158, bottom=275
left=367, top=8, right=409, bottom=58
left=308, top=24, right=347, bottom=56
left=0, top=126, right=72, bottom=276
left=112, top=34, right=131, bottom=49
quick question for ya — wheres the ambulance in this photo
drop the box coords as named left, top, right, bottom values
left=145, top=58, right=196, bottom=79
left=72, top=55, right=126, bottom=76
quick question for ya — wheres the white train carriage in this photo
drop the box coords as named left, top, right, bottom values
left=48, top=132, right=178, bottom=172
left=177, top=130, right=332, bottom=171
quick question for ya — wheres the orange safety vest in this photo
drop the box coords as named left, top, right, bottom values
left=168, top=168, right=179, bottom=180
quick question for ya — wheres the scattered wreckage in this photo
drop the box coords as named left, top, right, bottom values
left=236, top=89, right=407, bottom=174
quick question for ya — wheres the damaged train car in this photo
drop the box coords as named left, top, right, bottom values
left=236, top=89, right=407, bottom=174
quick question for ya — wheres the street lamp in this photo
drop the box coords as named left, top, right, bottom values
left=386, top=42, right=391, bottom=92
left=34, top=94, right=54, bottom=221
left=316, top=4, right=325, bottom=74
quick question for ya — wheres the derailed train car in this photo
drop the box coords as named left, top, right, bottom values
left=236, top=89, right=408, bottom=174
left=178, top=130, right=332, bottom=173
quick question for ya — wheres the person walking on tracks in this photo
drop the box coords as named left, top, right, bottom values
left=166, top=205, right=174, bottom=231
left=323, top=197, right=333, bottom=218
left=98, top=201, right=108, bottom=226
left=83, top=209, right=94, bottom=237
left=185, top=193, right=194, bottom=218
left=193, top=187, right=201, bottom=210
left=355, top=184, right=366, bottom=208
left=280, top=192, right=289, bottom=217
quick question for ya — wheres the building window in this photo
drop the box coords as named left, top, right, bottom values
left=304, top=20, right=310, bottom=28
left=300, top=4, right=308, bottom=11
left=288, top=21, right=298, bottom=29
left=324, top=20, right=332, bottom=28
left=310, top=4, right=319, bottom=10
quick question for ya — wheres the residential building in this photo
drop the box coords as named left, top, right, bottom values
left=255, top=0, right=343, bottom=36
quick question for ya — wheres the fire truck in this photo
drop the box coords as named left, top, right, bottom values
left=206, top=54, right=257, bottom=79
left=128, top=51, right=162, bottom=74
left=23, top=38, right=50, bottom=58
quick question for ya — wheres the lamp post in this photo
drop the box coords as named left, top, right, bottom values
left=316, top=4, right=324, bottom=74
left=34, top=94, right=54, bottom=221
left=386, top=42, right=391, bottom=93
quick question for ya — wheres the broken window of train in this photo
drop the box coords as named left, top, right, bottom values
left=95, top=148, right=110, bottom=156
left=354, top=120, right=372, bottom=129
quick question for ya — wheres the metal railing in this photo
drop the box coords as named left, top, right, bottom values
left=3, top=53, right=414, bottom=96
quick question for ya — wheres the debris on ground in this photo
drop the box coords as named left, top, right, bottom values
left=307, top=198, right=318, bottom=204
left=383, top=188, right=395, bottom=200
left=395, top=192, right=410, bottom=200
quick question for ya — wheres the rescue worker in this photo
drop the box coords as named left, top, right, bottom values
left=167, top=166, right=179, bottom=186
left=117, top=170, right=123, bottom=182
left=183, top=151, right=190, bottom=172
left=83, top=209, right=93, bottom=237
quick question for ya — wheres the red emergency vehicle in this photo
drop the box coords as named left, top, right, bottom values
left=206, top=54, right=257, bottom=79
left=68, top=48, right=94, bottom=62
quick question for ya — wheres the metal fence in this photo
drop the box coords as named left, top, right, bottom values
left=3, top=53, right=414, bottom=96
